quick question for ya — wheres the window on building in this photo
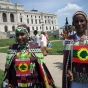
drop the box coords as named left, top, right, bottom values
left=39, top=19, right=41, bottom=23
left=20, top=13, right=21, bottom=15
left=31, top=15, right=32, bottom=18
left=4, top=25, right=8, bottom=32
left=36, top=27, right=38, bottom=30
left=31, top=19, right=33, bottom=24
left=20, top=18, right=22, bottom=22
left=32, top=27, right=34, bottom=30
left=39, top=16, right=40, bottom=18
left=50, top=26, right=51, bottom=30
left=2, top=13, right=7, bottom=22
left=45, top=20, right=46, bottom=24
left=10, top=13, right=14, bottom=22
left=35, top=19, right=37, bottom=24
left=40, top=27, right=41, bottom=30
left=27, top=15, right=28, bottom=17
left=35, top=16, right=36, bottom=18
left=48, top=20, right=50, bottom=24
left=46, top=26, right=48, bottom=30
left=52, top=21, right=53, bottom=24
left=12, top=26, right=15, bottom=31
left=27, top=19, right=29, bottom=24
left=53, top=26, right=54, bottom=30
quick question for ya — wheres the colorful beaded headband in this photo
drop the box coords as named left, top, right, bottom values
left=73, top=11, right=87, bottom=20
left=15, top=27, right=29, bottom=34
left=15, top=26, right=29, bottom=40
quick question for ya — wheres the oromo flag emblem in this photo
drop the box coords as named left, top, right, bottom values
left=18, top=62, right=28, bottom=72
left=72, top=46, right=88, bottom=63
left=77, top=48, right=88, bottom=61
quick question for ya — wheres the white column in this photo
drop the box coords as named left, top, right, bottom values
left=14, top=13, right=16, bottom=23
left=7, top=12, right=10, bottom=23
left=0, top=12, right=2, bottom=22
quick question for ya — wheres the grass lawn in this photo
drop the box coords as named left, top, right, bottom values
left=0, top=36, right=63, bottom=54
left=48, top=41, right=63, bottom=55
left=0, top=36, right=57, bottom=47
left=0, top=48, right=8, bottom=53
left=0, top=38, right=15, bottom=47
left=0, top=41, right=63, bottom=55
left=0, top=70, right=4, bottom=87
left=49, top=35, right=58, bottom=41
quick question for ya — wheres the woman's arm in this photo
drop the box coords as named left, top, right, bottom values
left=67, top=51, right=73, bottom=83
left=2, top=45, right=16, bottom=88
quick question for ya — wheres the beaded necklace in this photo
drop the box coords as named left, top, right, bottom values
left=18, top=43, right=29, bottom=52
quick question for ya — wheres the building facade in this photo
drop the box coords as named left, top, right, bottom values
left=0, top=0, right=58, bottom=33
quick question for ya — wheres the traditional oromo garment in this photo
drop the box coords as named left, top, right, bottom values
left=62, top=34, right=88, bottom=88
left=3, top=42, right=56, bottom=88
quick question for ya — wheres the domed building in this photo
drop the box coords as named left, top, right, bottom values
left=0, top=0, right=58, bottom=33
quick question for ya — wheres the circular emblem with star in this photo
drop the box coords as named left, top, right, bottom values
left=18, top=62, right=28, bottom=72
left=77, top=48, right=88, bottom=61
left=63, top=34, right=67, bottom=38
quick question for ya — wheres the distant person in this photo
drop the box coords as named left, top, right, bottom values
left=68, top=25, right=76, bottom=36
left=40, top=32, right=47, bottom=56
left=47, top=41, right=52, bottom=50
left=33, top=30, right=40, bottom=47
left=44, top=32, right=49, bottom=46
left=48, top=42, right=52, bottom=47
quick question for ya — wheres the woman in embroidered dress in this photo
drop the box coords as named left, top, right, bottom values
left=2, top=24, right=56, bottom=88
left=62, top=11, right=88, bottom=88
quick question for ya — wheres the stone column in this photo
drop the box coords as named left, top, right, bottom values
left=41, top=12, right=44, bottom=31
left=0, top=12, right=2, bottom=22
left=7, top=12, right=10, bottom=23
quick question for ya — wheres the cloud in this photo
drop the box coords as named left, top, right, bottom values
left=57, top=3, right=83, bottom=16
left=12, top=0, right=82, bottom=13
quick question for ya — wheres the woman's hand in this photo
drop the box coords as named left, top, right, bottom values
left=67, top=70, right=73, bottom=82
left=4, top=79, right=13, bottom=88
left=8, top=84, right=12, bottom=88
left=5, top=79, right=9, bottom=83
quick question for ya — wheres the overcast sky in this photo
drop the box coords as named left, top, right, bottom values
left=11, top=0, right=88, bottom=28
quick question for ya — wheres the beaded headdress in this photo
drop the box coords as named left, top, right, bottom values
left=15, top=26, right=29, bottom=34
left=15, top=24, right=30, bottom=41
left=73, top=11, right=87, bottom=21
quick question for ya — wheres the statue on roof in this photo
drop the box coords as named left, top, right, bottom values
left=65, top=17, right=68, bottom=24
left=65, top=17, right=69, bottom=30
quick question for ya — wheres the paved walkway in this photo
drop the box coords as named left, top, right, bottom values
left=0, top=53, right=63, bottom=88
left=50, top=40, right=61, bottom=42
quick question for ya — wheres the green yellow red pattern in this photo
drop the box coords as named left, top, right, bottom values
left=15, top=60, right=30, bottom=75
left=72, top=46, right=88, bottom=63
